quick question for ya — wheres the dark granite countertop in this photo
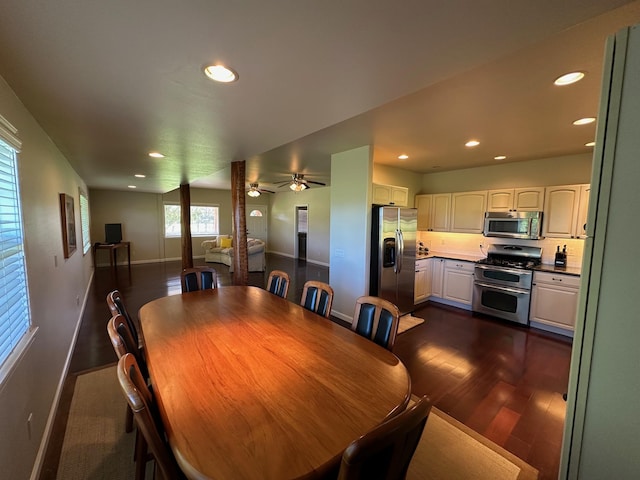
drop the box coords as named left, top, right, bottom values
left=532, top=264, right=582, bottom=276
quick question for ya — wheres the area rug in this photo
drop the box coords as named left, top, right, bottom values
left=57, top=368, right=537, bottom=480
left=55, top=366, right=151, bottom=479
left=398, top=313, right=425, bottom=334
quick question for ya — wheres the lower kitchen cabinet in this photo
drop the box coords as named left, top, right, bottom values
left=414, top=259, right=432, bottom=303
left=442, top=259, right=475, bottom=306
left=431, top=258, right=445, bottom=298
left=529, top=271, right=580, bottom=335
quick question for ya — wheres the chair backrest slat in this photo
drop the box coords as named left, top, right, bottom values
left=267, top=270, right=290, bottom=299
left=351, top=296, right=400, bottom=351
left=181, top=267, right=218, bottom=293
left=107, top=290, right=139, bottom=346
left=300, top=281, right=334, bottom=318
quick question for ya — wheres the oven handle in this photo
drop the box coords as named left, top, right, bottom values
left=474, top=281, right=530, bottom=295
left=474, top=264, right=533, bottom=276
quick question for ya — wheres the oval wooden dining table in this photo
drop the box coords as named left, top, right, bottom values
left=138, top=286, right=411, bottom=480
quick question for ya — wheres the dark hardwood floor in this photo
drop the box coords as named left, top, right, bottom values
left=39, top=253, right=571, bottom=480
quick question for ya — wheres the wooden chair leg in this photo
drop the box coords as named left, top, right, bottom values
left=134, top=428, right=148, bottom=480
left=125, top=404, right=134, bottom=433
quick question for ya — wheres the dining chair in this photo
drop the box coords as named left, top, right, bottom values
left=117, top=353, right=185, bottom=480
left=351, top=296, right=400, bottom=351
left=266, top=270, right=290, bottom=298
left=181, top=267, right=218, bottom=293
left=300, top=280, right=334, bottom=318
left=106, top=289, right=141, bottom=348
left=107, top=313, right=148, bottom=433
left=337, top=395, right=432, bottom=480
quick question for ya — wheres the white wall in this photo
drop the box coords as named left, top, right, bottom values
left=268, top=187, right=331, bottom=265
left=0, top=76, right=93, bottom=479
left=329, top=146, right=373, bottom=321
left=420, top=153, right=593, bottom=194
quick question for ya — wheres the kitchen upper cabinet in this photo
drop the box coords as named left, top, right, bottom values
left=450, top=191, right=487, bottom=233
left=543, top=184, right=589, bottom=238
left=575, top=184, right=591, bottom=239
left=442, top=259, right=474, bottom=305
left=414, top=258, right=432, bottom=304
left=415, top=193, right=451, bottom=231
left=530, top=271, right=580, bottom=335
left=373, top=183, right=408, bottom=206
left=487, top=187, right=545, bottom=212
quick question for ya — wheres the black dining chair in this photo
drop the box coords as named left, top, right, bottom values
left=181, top=267, right=218, bottom=293
left=337, top=395, right=432, bottom=480
left=351, top=296, right=400, bottom=351
left=300, top=280, right=334, bottom=318
left=266, top=270, right=290, bottom=298
left=107, top=289, right=141, bottom=348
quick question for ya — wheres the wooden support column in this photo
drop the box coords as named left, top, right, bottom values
left=231, top=161, right=248, bottom=285
left=180, top=183, right=193, bottom=270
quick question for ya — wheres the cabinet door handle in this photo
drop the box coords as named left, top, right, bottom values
left=552, top=277, right=563, bottom=282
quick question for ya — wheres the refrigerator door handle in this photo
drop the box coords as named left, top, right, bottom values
left=396, top=229, right=404, bottom=274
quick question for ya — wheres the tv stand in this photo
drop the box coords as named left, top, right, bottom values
left=92, top=241, right=131, bottom=271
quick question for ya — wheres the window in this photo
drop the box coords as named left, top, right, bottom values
left=79, top=189, right=91, bottom=254
left=0, top=129, right=31, bottom=371
left=164, top=204, right=219, bottom=237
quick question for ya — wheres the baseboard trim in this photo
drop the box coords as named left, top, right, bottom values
left=266, top=250, right=328, bottom=267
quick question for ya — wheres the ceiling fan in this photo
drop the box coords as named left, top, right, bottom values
left=277, top=173, right=326, bottom=192
left=246, top=183, right=275, bottom=197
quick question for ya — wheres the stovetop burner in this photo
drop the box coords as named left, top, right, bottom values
left=477, top=244, right=543, bottom=270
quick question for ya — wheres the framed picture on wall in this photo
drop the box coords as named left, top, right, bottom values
left=59, top=193, right=77, bottom=258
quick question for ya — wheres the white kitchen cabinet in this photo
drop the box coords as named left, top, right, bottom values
left=415, top=193, right=451, bottom=231
left=487, top=187, right=545, bottom=212
left=450, top=191, right=487, bottom=233
left=575, top=184, right=591, bottom=239
left=373, top=183, right=408, bottom=206
left=529, top=271, right=580, bottom=335
left=431, top=257, right=445, bottom=297
left=414, top=258, right=432, bottom=303
left=543, top=184, right=589, bottom=238
left=442, top=259, right=475, bottom=305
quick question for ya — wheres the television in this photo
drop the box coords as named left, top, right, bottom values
left=104, top=223, right=122, bottom=244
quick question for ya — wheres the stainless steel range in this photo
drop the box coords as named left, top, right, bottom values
left=472, top=244, right=542, bottom=325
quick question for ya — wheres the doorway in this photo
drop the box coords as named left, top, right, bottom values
left=296, top=206, right=308, bottom=261
left=246, top=205, right=267, bottom=242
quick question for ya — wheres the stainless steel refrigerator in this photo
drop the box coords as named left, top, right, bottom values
left=370, top=205, right=417, bottom=315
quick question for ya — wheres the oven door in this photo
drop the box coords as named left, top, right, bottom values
left=472, top=281, right=531, bottom=325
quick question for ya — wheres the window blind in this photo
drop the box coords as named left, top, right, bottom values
left=0, top=138, right=31, bottom=368
left=79, top=190, right=90, bottom=254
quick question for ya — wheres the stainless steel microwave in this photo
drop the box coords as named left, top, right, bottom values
left=483, top=211, right=543, bottom=240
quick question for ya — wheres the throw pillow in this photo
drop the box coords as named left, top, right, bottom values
left=220, top=237, right=233, bottom=248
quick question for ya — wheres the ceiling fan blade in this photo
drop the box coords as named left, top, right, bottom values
left=306, top=180, right=326, bottom=186
left=260, top=188, right=276, bottom=194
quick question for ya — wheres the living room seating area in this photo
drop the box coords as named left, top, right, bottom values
left=201, top=235, right=266, bottom=272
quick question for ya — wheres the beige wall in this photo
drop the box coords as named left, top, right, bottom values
left=89, top=187, right=266, bottom=264
left=0, top=76, right=93, bottom=478
left=268, top=187, right=331, bottom=265
left=420, top=153, right=593, bottom=193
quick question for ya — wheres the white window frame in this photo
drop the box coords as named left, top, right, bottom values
left=79, top=188, right=91, bottom=254
left=163, top=203, right=220, bottom=238
left=0, top=114, right=36, bottom=384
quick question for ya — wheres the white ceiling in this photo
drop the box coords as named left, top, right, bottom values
left=1, top=1, right=639, bottom=193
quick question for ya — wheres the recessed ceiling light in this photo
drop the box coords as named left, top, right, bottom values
left=585, top=141, right=596, bottom=147
left=465, top=140, right=480, bottom=147
left=128, top=185, right=137, bottom=189
left=554, top=71, right=585, bottom=86
left=148, top=152, right=164, bottom=158
left=398, top=154, right=409, bottom=160
left=134, top=174, right=146, bottom=178
left=494, top=155, right=506, bottom=160
left=203, top=64, right=238, bottom=83
left=573, top=117, right=596, bottom=125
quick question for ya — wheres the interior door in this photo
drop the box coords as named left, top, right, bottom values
left=246, top=205, right=267, bottom=242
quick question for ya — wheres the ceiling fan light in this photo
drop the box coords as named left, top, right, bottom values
left=290, top=182, right=307, bottom=192
left=247, top=189, right=261, bottom=197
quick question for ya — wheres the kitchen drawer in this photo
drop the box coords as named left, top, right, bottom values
left=444, top=259, right=475, bottom=273
left=415, top=258, right=429, bottom=269
left=533, top=271, right=581, bottom=288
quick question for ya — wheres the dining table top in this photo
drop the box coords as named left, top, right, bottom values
left=138, top=286, right=411, bottom=480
